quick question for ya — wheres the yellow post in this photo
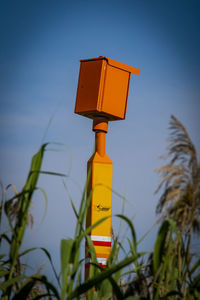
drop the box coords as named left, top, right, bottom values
left=85, top=119, right=112, bottom=277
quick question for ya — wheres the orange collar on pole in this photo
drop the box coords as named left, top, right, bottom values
left=93, top=119, right=108, bottom=157
left=93, top=118, right=108, bottom=133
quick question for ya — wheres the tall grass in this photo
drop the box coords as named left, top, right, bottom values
left=0, top=116, right=200, bottom=299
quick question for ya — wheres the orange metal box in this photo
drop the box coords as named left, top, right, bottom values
left=75, top=56, right=140, bottom=121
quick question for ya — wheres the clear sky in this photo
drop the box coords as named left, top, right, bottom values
left=0, top=0, right=200, bottom=277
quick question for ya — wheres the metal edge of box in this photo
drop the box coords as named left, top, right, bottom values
left=80, top=56, right=140, bottom=75
left=76, top=110, right=124, bottom=121
left=107, top=57, right=140, bottom=75
left=74, top=60, right=84, bottom=114
left=123, top=72, right=131, bottom=119
left=97, top=59, right=107, bottom=112
left=80, top=57, right=105, bottom=63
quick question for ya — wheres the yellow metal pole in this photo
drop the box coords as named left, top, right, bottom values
left=85, top=119, right=112, bottom=278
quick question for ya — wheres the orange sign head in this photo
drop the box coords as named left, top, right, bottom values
left=75, top=56, right=140, bottom=121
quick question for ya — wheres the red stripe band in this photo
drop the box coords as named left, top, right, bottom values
left=99, top=263, right=106, bottom=268
left=85, top=241, right=111, bottom=247
left=92, top=241, right=111, bottom=247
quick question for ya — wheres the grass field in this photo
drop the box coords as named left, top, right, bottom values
left=0, top=115, right=199, bottom=299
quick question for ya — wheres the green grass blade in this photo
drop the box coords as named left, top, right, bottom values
left=36, top=187, right=48, bottom=224
left=115, top=214, right=136, bottom=247
left=18, top=247, right=38, bottom=257
left=40, top=247, right=60, bottom=287
left=12, top=279, right=36, bottom=300
left=38, top=170, right=68, bottom=177
left=124, top=297, right=141, bottom=300
left=0, top=270, right=9, bottom=277
left=7, top=143, right=48, bottom=289
left=190, top=256, right=200, bottom=275
left=78, top=216, right=109, bottom=245
left=60, top=239, right=74, bottom=300
left=153, top=220, right=170, bottom=275
left=106, top=276, right=123, bottom=300
left=62, top=179, right=79, bottom=220
left=31, top=275, right=60, bottom=299
left=68, top=254, right=140, bottom=299
left=0, top=233, right=11, bottom=245
left=0, top=275, right=25, bottom=291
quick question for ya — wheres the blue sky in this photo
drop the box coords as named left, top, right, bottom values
left=0, top=0, right=200, bottom=276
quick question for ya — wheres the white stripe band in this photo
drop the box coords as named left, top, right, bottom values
left=90, top=235, right=111, bottom=242
left=85, top=257, right=107, bottom=265
left=97, top=257, right=107, bottom=265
